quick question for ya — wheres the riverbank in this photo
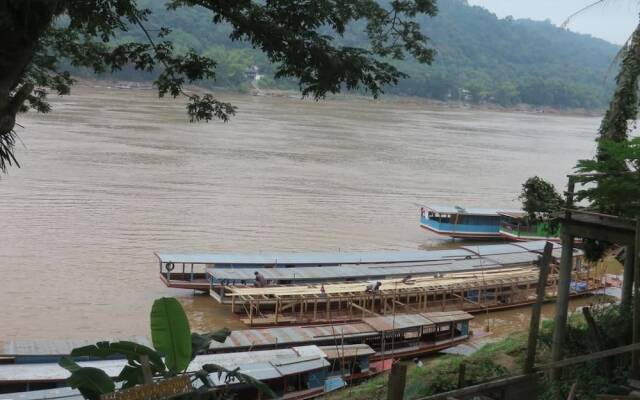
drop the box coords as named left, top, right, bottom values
left=74, top=78, right=603, bottom=118
left=322, top=300, right=631, bottom=400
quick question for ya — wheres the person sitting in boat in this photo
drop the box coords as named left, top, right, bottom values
left=365, top=281, right=382, bottom=293
left=254, top=271, right=267, bottom=287
left=401, top=274, right=414, bottom=284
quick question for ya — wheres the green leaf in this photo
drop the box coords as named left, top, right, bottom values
left=201, top=363, right=277, bottom=399
left=70, top=341, right=166, bottom=373
left=150, top=297, right=192, bottom=373
left=191, top=329, right=230, bottom=359
left=59, top=356, right=82, bottom=373
left=67, top=367, right=116, bottom=400
left=117, top=364, right=145, bottom=389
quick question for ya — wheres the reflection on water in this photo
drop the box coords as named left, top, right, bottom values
left=1, top=85, right=602, bottom=339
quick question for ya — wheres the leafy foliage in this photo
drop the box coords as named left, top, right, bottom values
left=191, top=329, right=230, bottom=360
left=150, top=297, right=192, bottom=374
left=58, top=298, right=249, bottom=399
left=572, top=24, right=640, bottom=223
left=60, top=358, right=116, bottom=400
left=576, top=138, right=640, bottom=218
left=198, top=364, right=277, bottom=400
left=97, top=0, right=619, bottom=110
left=519, top=176, right=564, bottom=221
left=1, top=0, right=439, bottom=172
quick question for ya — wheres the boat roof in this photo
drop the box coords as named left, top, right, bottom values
left=155, top=248, right=473, bottom=266
left=208, top=257, right=528, bottom=282
left=225, top=267, right=539, bottom=299
left=209, top=312, right=472, bottom=351
left=497, top=211, right=528, bottom=219
left=1, top=336, right=151, bottom=357
left=208, top=242, right=558, bottom=283
left=423, top=206, right=522, bottom=216
left=0, top=387, right=83, bottom=400
left=0, top=345, right=326, bottom=383
left=320, top=344, right=376, bottom=359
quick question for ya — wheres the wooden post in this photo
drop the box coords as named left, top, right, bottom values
left=314, top=299, right=318, bottom=321
left=275, top=299, right=280, bottom=324
left=524, top=241, right=553, bottom=373
left=633, top=220, right=640, bottom=378
left=140, top=355, right=153, bottom=385
left=551, top=178, right=575, bottom=383
left=458, top=362, right=466, bottom=388
left=387, top=363, right=408, bottom=400
left=249, top=300, right=254, bottom=326
left=623, top=246, right=636, bottom=310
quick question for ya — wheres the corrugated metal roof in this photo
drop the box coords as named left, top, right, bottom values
left=210, top=312, right=472, bottom=351
left=483, top=252, right=540, bottom=266
left=1, top=337, right=151, bottom=357
left=461, top=243, right=529, bottom=256
left=0, top=346, right=327, bottom=383
left=362, top=314, right=434, bottom=331
left=511, top=241, right=561, bottom=252
left=208, top=258, right=511, bottom=282
left=320, top=344, right=375, bottom=359
left=0, top=387, right=83, bottom=400
left=155, top=248, right=474, bottom=266
left=421, top=311, right=474, bottom=324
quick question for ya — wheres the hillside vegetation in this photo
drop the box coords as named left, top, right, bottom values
left=89, top=0, right=619, bottom=109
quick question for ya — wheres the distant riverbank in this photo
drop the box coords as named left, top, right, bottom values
left=76, top=78, right=604, bottom=118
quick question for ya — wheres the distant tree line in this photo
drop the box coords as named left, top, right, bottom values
left=79, top=0, right=618, bottom=110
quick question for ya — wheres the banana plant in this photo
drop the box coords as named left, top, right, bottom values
left=58, top=297, right=275, bottom=399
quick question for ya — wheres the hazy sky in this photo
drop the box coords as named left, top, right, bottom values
left=467, top=0, right=638, bottom=45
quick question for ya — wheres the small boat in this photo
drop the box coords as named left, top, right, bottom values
left=420, top=205, right=561, bottom=241
left=420, top=206, right=523, bottom=239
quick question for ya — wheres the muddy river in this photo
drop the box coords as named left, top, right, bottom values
left=0, top=85, right=606, bottom=340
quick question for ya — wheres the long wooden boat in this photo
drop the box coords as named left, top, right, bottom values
left=156, top=246, right=493, bottom=292
left=0, top=344, right=389, bottom=399
left=159, top=240, right=577, bottom=292
left=207, top=311, right=473, bottom=361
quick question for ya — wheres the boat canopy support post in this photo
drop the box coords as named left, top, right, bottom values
left=623, top=245, right=636, bottom=310
left=551, top=177, right=576, bottom=384
left=633, top=220, right=640, bottom=378
left=524, top=241, right=553, bottom=374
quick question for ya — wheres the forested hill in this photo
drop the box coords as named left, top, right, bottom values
left=102, top=0, right=620, bottom=109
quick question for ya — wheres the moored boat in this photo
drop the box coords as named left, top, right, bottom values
left=419, top=205, right=562, bottom=241
left=0, top=345, right=388, bottom=399
left=158, top=241, right=574, bottom=292
left=419, top=206, right=521, bottom=239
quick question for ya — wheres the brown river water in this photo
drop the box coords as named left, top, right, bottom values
left=0, top=85, right=605, bottom=341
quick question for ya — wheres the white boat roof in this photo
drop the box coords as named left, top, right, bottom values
left=208, top=257, right=530, bottom=282
left=1, top=336, right=151, bottom=357
left=208, top=241, right=561, bottom=282
left=0, top=345, right=326, bottom=383
left=155, top=248, right=473, bottom=265
left=423, top=205, right=522, bottom=216
left=0, top=387, right=83, bottom=400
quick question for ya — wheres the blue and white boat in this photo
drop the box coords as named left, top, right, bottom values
left=419, top=205, right=524, bottom=239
